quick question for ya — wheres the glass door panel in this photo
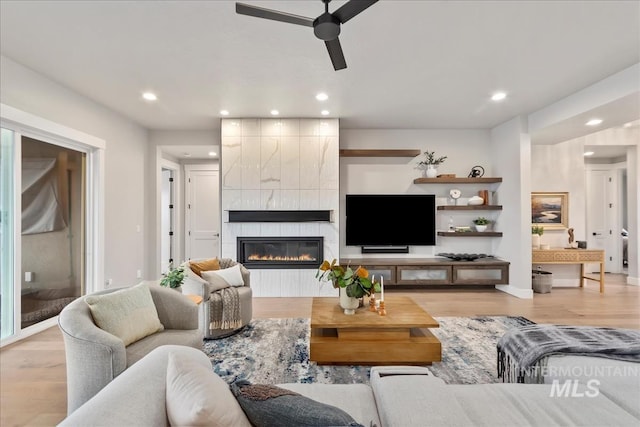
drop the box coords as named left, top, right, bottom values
left=20, top=137, right=85, bottom=329
left=1, top=128, right=15, bottom=339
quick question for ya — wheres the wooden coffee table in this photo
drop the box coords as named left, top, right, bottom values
left=310, top=295, right=441, bottom=365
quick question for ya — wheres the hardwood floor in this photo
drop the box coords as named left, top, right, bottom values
left=1, top=274, right=638, bottom=426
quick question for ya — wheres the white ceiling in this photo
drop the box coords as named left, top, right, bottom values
left=1, top=1, right=639, bottom=151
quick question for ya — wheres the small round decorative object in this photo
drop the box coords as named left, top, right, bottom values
left=449, top=188, right=462, bottom=200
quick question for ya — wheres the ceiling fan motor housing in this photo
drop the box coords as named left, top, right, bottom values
left=313, top=13, right=341, bottom=40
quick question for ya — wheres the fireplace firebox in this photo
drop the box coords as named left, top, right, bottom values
left=237, top=237, right=323, bottom=269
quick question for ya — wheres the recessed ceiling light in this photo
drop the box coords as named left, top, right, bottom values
left=270, top=110, right=279, bottom=116
left=586, top=119, right=603, bottom=126
left=316, top=92, right=329, bottom=101
left=623, top=122, right=633, bottom=128
left=183, top=152, right=191, bottom=157
left=321, top=110, right=330, bottom=116
left=142, top=92, right=157, bottom=101
left=220, top=110, right=229, bottom=116
left=583, top=151, right=594, bottom=156
left=491, top=92, right=507, bottom=101
left=208, top=151, right=217, bottom=157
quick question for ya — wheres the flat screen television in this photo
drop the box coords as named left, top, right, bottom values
left=345, top=194, right=436, bottom=246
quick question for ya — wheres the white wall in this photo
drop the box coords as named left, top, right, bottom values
left=1, top=55, right=148, bottom=288
left=340, top=129, right=498, bottom=258
left=491, top=117, right=534, bottom=298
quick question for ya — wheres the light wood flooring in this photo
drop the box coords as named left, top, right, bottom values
left=1, top=274, right=638, bottom=426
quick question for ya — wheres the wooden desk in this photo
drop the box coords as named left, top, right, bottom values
left=532, top=248, right=605, bottom=293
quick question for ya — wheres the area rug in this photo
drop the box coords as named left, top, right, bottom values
left=203, top=316, right=533, bottom=386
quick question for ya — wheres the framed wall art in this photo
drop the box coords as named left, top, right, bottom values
left=531, top=192, right=568, bottom=230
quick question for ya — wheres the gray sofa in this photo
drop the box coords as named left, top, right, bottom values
left=58, top=285, right=203, bottom=414
left=59, top=345, right=640, bottom=427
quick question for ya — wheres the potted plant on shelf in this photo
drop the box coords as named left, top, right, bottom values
left=416, top=150, right=447, bottom=178
left=315, top=259, right=381, bottom=315
left=531, top=226, right=544, bottom=249
left=160, top=262, right=186, bottom=292
left=472, top=217, right=490, bottom=232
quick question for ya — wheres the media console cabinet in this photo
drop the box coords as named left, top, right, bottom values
left=339, top=257, right=510, bottom=286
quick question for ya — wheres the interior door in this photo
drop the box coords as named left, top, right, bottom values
left=586, top=169, right=619, bottom=273
left=185, top=166, right=220, bottom=260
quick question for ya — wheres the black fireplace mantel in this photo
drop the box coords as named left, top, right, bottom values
left=228, top=210, right=331, bottom=223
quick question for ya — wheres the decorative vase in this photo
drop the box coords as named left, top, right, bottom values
left=475, top=225, right=487, bottom=232
left=532, top=234, right=540, bottom=249
left=425, top=165, right=438, bottom=178
left=339, top=287, right=359, bottom=315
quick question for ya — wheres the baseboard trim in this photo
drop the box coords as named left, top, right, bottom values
left=0, top=317, right=57, bottom=348
left=495, top=284, right=533, bottom=299
left=627, top=276, right=639, bottom=286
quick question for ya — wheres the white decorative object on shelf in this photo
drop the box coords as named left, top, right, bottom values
left=467, top=196, right=483, bottom=205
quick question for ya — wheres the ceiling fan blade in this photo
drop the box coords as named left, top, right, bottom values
left=325, top=38, right=347, bottom=71
left=333, top=0, right=378, bottom=24
left=236, top=2, right=314, bottom=27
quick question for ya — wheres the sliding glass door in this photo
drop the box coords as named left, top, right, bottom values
left=1, top=104, right=103, bottom=344
left=0, top=128, right=16, bottom=340
left=20, top=137, right=86, bottom=329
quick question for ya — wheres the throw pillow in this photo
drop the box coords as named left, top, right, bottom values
left=166, top=353, right=251, bottom=427
left=201, top=269, right=231, bottom=292
left=202, top=264, right=245, bottom=289
left=190, top=258, right=220, bottom=277
left=85, top=283, right=164, bottom=346
left=231, top=380, right=364, bottom=427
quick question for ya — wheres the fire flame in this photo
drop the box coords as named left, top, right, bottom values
left=247, top=254, right=316, bottom=262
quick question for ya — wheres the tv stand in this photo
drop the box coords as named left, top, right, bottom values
left=361, top=246, right=409, bottom=254
left=339, top=257, right=509, bottom=286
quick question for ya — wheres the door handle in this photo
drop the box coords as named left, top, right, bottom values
left=592, top=232, right=602, bottom=236
left=213, top=233, right=220, bottom=237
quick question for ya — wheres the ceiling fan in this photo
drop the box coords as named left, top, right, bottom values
left=236, top=0, right=378, bottom=71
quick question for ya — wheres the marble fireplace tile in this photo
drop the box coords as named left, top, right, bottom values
left=221, top=136, right=242, bottom=189
left=260, top=136, right=281, bottom=189
left=279, top=190, right=300, bottom=210
left=241, top=136, right=261, bottom=189
left=299, top=136, right=320, bottom=189
left=280, top=137, right=301, bottom=189
left=241, top=119, right=260, bottom=136
left=222, top=119, right=241, bottom=137
left=279, top=119, right=300, bottom=137
left=240, top=190, right=261, bottom=209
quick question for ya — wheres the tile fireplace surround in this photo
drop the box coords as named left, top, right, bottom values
left=220, top=118, right=340, bottom=297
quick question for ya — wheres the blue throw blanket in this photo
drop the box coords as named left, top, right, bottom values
left=497, top=324, right=640, bottom=383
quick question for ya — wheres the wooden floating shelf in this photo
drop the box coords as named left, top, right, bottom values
left=413, top=177, right=503, bottom=184
left=437, top=205, right=503, bottom=211
left=437, top=231, right=503, bottom=237
left=340, top=149, right=421, bottom=158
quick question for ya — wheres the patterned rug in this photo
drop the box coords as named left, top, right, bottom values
left=203, top=316, right=533, bottom=385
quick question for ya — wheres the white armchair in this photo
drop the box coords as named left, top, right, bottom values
left=181, top=258, right=253, bottom=339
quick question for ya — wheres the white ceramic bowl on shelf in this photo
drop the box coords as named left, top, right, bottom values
left=467, top=196, right=484, bottom=205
